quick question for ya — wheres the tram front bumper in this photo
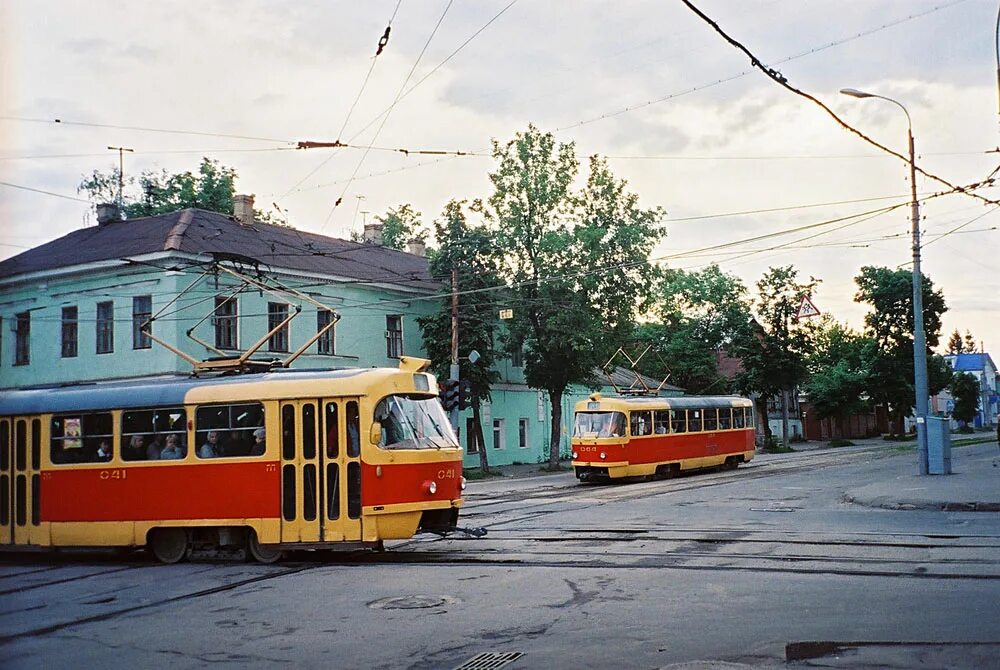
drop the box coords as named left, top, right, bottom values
left=573, top=461, right=628, bottom=481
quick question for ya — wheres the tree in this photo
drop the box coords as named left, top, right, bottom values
left=417, top=201, right=501, bottom=472
left=732, top=266, right=819, bottom=447
left=803, top=321, right=872, bottom=437
left=481, top=125, right=664, bottom=469
left=78, top=157, right=281, bottom=223
left=374, top=204, right=426, bottom=250
left=634, top=265, right=752, bottom=394
left=963, top=330, right=978, bottom=354
left=854, top=266, right=948, bottom=434
left=946, top=329, right=964, bottom=355
left=949, top=372, right=980, bottom=429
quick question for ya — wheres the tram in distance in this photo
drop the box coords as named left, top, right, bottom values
left=0, top=357, right=464, bottom=563
left=571, top=393, right=756, bottom=482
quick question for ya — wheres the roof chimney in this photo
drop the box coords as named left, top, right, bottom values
left=363, top=222, right=383, bottom=245
left=96, top=203, right=121, bottom=225
left=406, top=238, right=426, bottom=256
left=234, top=194, right=255, bottom=225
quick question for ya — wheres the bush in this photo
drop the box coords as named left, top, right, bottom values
left=829, top=438, right=855, bottom=448
left=955, top=426, right=975, bottom=434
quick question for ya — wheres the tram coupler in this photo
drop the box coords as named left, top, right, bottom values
left=455, top=526, right=488, bottom=538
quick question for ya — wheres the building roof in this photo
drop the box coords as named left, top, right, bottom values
left=0, top=208, right=439, bottom=291
left=949, top=353, right=997, bottom=374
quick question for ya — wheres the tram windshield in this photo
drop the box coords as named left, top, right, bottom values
left=573, top=411, right=626, bottom=438
left=374, top=394, right=459, bottom=450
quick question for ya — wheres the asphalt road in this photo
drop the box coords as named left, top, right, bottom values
left=2, top=444, right=999, bottom=669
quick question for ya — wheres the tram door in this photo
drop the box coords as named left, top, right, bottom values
left=279, top=401, right=322, bottom=543
left=1, top=417, right=41, bottom=546
left=320, top=398, right=363, bottom=542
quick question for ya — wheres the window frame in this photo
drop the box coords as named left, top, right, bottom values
left=14, top=311, right=30, bottom=366
left=132, top=295, right=152, bottom=350
left=213, top=296, right=239, bottom=350
left=492, top=418, right=505, bottom=450
left=518, top=418, right=529, bottom=449
left=268, top=302, right=290, bottom=353
left=61, top=306, right=78, bottom=358
left=317, top=309, right=335, bottom=355
left=385, top=314, right=403, bottom=358
left=95, top=300, right=114, bottom=354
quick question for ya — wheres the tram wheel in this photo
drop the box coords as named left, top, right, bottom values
left=723, top=457, right=740, bottom=471
left=150, top=528, right=189, bottom=564
left=247, top=531, right=283, bottom=564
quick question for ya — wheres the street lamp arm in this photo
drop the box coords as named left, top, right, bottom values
left=839, top=88, right=911, bottom=134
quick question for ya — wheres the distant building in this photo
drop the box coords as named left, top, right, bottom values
left=934, top=353, right=999, bottom=428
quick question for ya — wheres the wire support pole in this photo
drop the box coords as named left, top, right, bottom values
left=450, top=267, right=460, bottom=431
left=908, top=125, right=930, bottom=476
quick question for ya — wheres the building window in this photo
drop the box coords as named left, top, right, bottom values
left=268, top=302, right=289, bottom=352
left=518, top=418, right=529, bottom=449
left=386, top=315, right=403, bottom=358
left=14, top=311, right=30, bottom=366
left=132, top=295, right=152, bottom=349
left=95, top=301, right=114, bottom=354
left=492, top=418, right=505, bottom=450
left=511, top=341, right=523, bottom=368
left=466, top=417, right=479, bottom=453
left=317, top=309, right=335, bottom=355
left=214, top=296, right=238, bottom=350
left=61, top=306, right=78, bottom=358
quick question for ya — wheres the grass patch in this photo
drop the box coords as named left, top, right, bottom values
left=829, top=438, right=855, bottom=448
left=882, top=434, right=915, bottom=442
left=538, top=463, right=570, bottom=473
left=762, top=444, right=795, bottom=454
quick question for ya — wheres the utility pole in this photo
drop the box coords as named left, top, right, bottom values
left=450, top=267, right=460, bottom=432
left=107, top=146, right=134, bottom=208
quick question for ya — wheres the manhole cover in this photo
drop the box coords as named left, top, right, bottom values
left=453, top=651, right=523, bottom=670
left=368, top=595, right=460, bottom=610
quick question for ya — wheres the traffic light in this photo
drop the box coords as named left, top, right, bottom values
left=441, top=380, right=459, bottom=411
left=458, top=380, right=472, bottom=410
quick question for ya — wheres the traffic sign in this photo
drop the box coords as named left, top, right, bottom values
left=795, top=295, right=821, bottom=319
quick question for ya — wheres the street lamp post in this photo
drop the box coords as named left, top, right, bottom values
left=840, top=88, right=929, bottom=475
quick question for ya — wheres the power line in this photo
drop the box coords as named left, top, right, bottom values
left=0, top=181, right=91, bottom=203
left=0, top=116, right=292, bottom=144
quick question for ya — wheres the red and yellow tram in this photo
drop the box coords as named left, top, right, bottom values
left=0, top=357, right=464, bottom=563
left=571, top=393, right=755, bottom=482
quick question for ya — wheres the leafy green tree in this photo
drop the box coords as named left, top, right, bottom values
left=732, top=266, right=819, bottom=446
left=963, top=330, right=978, bottom=354
left=417, top=201, right=501, bottom=472
left=803, top=321, right=872, bottom=436
left=374, top=204, right=426, bottom=250
left=634, top=265, right=752, bottom=393
left=946, top=329, right=964, bottom=355
left=481, top=125, right=664, bottom=468
left=854, top=266, right=948, bottom=434
left=949, top=371, right=980, bottom=428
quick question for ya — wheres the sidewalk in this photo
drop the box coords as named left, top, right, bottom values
left=475, top=437, right=1000, bottom=512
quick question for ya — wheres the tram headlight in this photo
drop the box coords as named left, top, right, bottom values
left=423, top=480, right=438, bottom=495
left=460, top=477, right=467, bottom=491
left=599, top=452, right=606, bottom=460
left=572, top=451, right=578, bottom=459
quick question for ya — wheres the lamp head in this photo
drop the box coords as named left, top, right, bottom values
left=840, top=88, right=874, bottom=99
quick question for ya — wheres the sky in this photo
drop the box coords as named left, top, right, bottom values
left=2, top=0, right=998, bottom=353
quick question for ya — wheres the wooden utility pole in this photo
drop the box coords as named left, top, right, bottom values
left=107, top=146, right=134, bottom=207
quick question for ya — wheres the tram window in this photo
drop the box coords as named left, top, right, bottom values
left=0, top=477, right=8, bottom=526
left=15, top=420, right=26, bottom=471
left=374, top=395, right=457, bottom=450
left=282, top=464, right=296, bottom=521
left=733, top=408, right=745, bottom=428
left=122, top=408, right=187, bottom=461
left=0, top=419, right=9, bottom=470
left=630, top=411, right=652, bottom=437
left=15, top=475, right=26, bottom=526
left=671, top=410, right=686, bottom=433
left=653, top=411, right=670, bottom=434
left=573, top=412, right=625, bottom=438
left=31, top=419, right=41, bottom=470
left=31, top=474, right=40, bottom=526
left=745, top=407, right=755, bottom=428
left=719, top=408, right=732, bottom=430
left=689, top=410, right=702, bottom=432
left=282, top=404, right=296, bottom=460
left=51, top=413, right=113, bottom=464
left=302, top=404, right=316, bottom=460
left=704, top=409, right=718, bottom=431
left=194, top=403, right=264, bottom=458
left=347, top=461, right=361, bottom=519
left=346, top=401, right=360, bottom=458
left=325, top=403, right=339, bottom=458
left=326, top=463, right=340, bottom=520
left=303, top=464, right=317, bottom=522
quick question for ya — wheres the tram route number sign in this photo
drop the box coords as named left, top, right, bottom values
left=795, top=295, right=821, bottom=320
